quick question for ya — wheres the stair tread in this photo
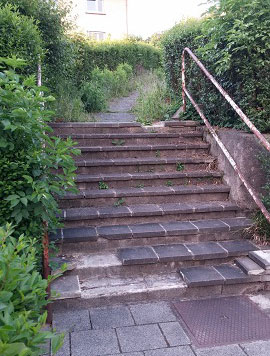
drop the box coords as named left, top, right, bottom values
left=75, top=171, right=222, bottom=182
left=76, top=156, right=215, bottom=166
left=249, top=250, right=270, bottom=270
left=50, top=217, right=253, bottom=243
left=235, top=257, right=265, bottom=275
left=118, top=240, right=257, bottom=265
left=62, top=201, right=240, bottom=221
left=78, top=143, right=209, bottom=151
left=60, top=184, right=230, bottom=200
left=59, top=132, right=203, bottom=139
left=180, top=263, right=261, bottom=287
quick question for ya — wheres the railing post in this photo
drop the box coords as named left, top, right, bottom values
left=182, top=50, right=186, bottom=113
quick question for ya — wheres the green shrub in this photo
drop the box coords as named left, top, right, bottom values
left=0, top=223, right=64, bottom=355
left=81, top=63, right=134, bottom=113
left=0, top=4, right=43, bottom=75
left=161, top=1, right=270, bottom=132
left=81, top=81, right=107, bottom=113
left=0, top=58, right=79, bottom=241
left=53, top=81, right=88, bottom=122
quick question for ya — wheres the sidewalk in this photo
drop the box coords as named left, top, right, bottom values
left=51, top=294, right=270, bottom=356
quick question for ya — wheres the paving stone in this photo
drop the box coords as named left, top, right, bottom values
left=116, top=324, right=167, bottom=352
left=129, top=204, right=163, bottom=216
left=194, top=344, right=246, bottom=356
left=186, top=242, right=227, bottom=260
left=54, top=333, right=70, bottom=356
left=53, top=310, right=90, bottom=332
left=144, top=346, right=194, bottom=356
left=118, top=247, right=158, bottom=265
left=220, top=217, right=253, bottom=230
left=97, top=225, right=132, bottom=240
left=63, top=227, right=98, bottom=242
left=214, top=264, right=250, bottom=284
left=180, top=266, right=225, bottom=287
left=153, top=244, right=192, bottom=262
left=160, top=203, right=193, bottom=214
left=51, top=275, right=81, bottom=299
left=98, top=206, right=131, bottom=218
left=159, top=322, right=190, bottom=346
left=160, top=221, right=198, bottom=236
left=191, top=219, right=229, bottom=233
left=108, top=353, right=143, bottom=356
left=249, top=250, right=270, bottom=270
left=129, top=223, right=166, bottom=238
left=241, top=340, right=270, bottom=355
left=129, top=302, right=176, bottom=324
left=219, top=240, right=258, bottom=256
left=235, top=257, right=265, bottom=275
left=65, top=207, right=99, bottom=220
left=192, top=202, right=224, bottom=212
left=90, top=305, right=134, bottom=329
left=49, top=229, right=62, bottom=241
left=71, top=329, right=120, bottom=356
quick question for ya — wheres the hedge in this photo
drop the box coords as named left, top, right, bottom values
left=161, top=0, right=270, bottom=132
left=0, top=4, right=43, bottom=75
left=70, top=35, right=162, bottom=85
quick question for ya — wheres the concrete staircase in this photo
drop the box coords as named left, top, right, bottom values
left=50, top=121, right=269, bottom=309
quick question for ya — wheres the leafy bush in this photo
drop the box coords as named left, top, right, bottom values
left=81, top=63, right=134, bottom=113
left=161, top=0, right=270, bottom=132
left=134, top=70, right=179, bottom=125
left=0, top=4, right=43, bottom=75
left=0, top=58, right=79, bottom=241
left=0, top=223, right=64, bottom=355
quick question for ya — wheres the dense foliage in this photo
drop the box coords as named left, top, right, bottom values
left=0, top=224, right=64, bottom=355
left=0, top=58, right=79, bottom=241
left=0, top=4, right=43, bottom=75
left=71, top=35, right=161, bottom=86
left=161, top=0, right=270, bottom=132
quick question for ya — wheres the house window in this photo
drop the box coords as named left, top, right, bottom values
left=87, top=31, right=106, bottom=41
left=87, top=0, right=104, bottom=13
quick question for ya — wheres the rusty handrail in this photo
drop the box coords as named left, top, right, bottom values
left=182, top=47, right=270, bottom=223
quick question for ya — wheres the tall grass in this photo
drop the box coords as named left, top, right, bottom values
left=133, top=70, right=180, bottom=125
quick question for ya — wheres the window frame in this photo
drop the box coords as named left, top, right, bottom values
left=87, top=31, right=106, bottom=41
left=86, top=0, right=105, bottom=14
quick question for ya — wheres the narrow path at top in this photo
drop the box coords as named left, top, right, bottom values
left=94, top=90, right=139, bottom=122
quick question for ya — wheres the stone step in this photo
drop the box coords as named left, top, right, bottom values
left=75, top=157, right=215, bottom=175
left=59, top=184, right=230, bottom=208
left=59, top=132, right=204, bottom=146
left=51, top=269, right=266, bottom=310
left=179, top=262, right=269, bottom=288
left=118, top=240, right=258, bottom=266
left=235, top=257, right=265, bottom=275
left=51, top=217, right=253, bottom=254
left=52, top=240, right=258, bottom=280
left=76, top=143, right=210, bottom=159
left=75, top=171, right=223, bottom=190
left=60, top=201, right=240, bottom=227
left=50, top=122, right=145, bottom=134
left=249, top=250, right=270, bottom=270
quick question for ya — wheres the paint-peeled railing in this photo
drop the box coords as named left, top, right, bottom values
left=182, top=47, right=270, bottom=223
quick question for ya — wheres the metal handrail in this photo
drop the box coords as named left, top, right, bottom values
left=182, top=47, right=270, bottom=223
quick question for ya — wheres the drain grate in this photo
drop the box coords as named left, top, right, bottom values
left=173, top=296, right=270, bottom=347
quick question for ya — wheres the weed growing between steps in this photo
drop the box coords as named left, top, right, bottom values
left=133, top=70, right=181, bottom=125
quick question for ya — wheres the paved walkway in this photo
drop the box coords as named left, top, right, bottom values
left=94, top=91, right=138, bottom=122
left=51, top=295, right=270, bottom=356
